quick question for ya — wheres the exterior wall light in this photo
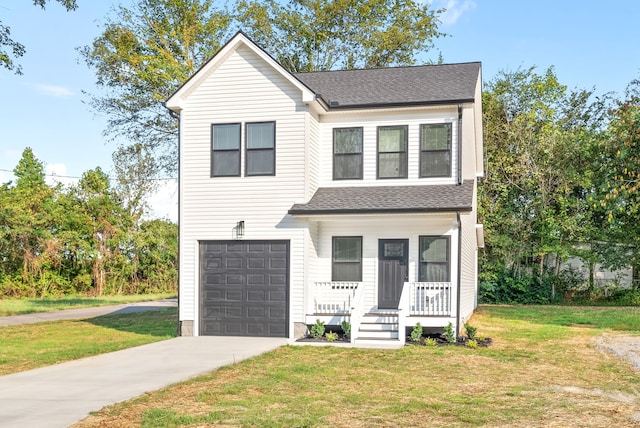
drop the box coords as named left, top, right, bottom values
left=236, top=221, right=245, bottom=238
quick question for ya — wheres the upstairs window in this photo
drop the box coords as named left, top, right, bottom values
left=211, top=123, right=241, bottom=177
left=419, top=236, right=450, bottom=282
left=420, top=123, right=452, bottom=177
left=333, top=127, right=363, bottom=180
left=377, top=125, right=408, bottom=179
left=332, top=237, right=363, bottom=282
left=246, top=122, right=276, bottom=176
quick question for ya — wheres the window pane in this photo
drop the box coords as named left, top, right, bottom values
left=419, top=263, right=449, bottom=282
left=246, top=149, right=274, bottom=175
left=247, top=123, right=275, bottom=149
left=212, top=151, right=240, bottom=176
left=335, top=128, right=363, bottom=154
left=333, top=237, right=361, bottom=262
left=333, top=263, right=362, bottom=282
left=379, top=127, right=407, bottom=152
left=420, top=237, right=449, bottom=262
left=334, top=154, right=362, bottom=179
left=421, top=151, right=451, bottom=177
left=421, top=124, right=451, bottom=150
left=213, top=124, right=240, bottom=150
left=378, top=152, right=407, bottom=178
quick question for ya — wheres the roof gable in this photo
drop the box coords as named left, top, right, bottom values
left=165, top=31, right=316, bottom=112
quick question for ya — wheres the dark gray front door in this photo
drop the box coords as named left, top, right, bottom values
left=378, top=239, right=409, bottom=309
left=199, top=240, right=289, bottom=337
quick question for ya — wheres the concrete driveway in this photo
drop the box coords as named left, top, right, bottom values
left=0, top=302, right=287, bottom=427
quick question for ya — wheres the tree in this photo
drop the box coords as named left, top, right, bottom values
left=81, top=0, right=446, bottom=177
left=595, top=78, right=640, bottom=286
left=479, top=67, right=605, bottom=297
left=1, top=0, right=77, bottom=74
left=235, top=0, right=445, bottom=72
left=79, top=0, right=232, bottom=176
left=0, top=148, right=57, bottom=296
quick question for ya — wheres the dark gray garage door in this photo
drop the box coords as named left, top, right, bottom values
left=200, top=240, right=289, bottom=337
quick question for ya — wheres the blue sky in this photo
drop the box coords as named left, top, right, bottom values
left=1, top=0, right=639, bottom=220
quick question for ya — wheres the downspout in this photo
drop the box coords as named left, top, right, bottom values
left=456, top=212, right=462, bottom=336
left=167, top=107, right=182, bottom=336
left=457, top=104, right=463, bottom=185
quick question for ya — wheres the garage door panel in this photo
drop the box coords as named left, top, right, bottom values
left=200, top=240, right=289, bottom=337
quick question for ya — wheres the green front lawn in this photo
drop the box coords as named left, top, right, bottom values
left=0, top=308, right=177, bottom=375
left=74, top=305, right=640, bottom=427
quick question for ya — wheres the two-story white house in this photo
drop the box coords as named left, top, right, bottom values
left=165, top=32, right=484, bottom=345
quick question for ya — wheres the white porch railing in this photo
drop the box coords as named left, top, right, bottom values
left=407, top=282, right=452, bottom=316
left=313, top=282, right=360, bottom=314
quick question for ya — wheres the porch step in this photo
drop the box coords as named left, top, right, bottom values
left=355, top=312, right=401, bottom=342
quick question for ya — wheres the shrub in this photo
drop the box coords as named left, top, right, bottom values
left=325, top=331, right=338, bottom=341
left=464, top=323, right=477, bottom=340
left=424, top=337, right=437, bottom=346
left=310, top=319, right=325, bottom=339
left=443, top=322, right=456, bottom=343
left=341, top=320, right=351, bottom=340
left=466, top=339, right=478, bottom=349
left=409, top=323, right=423, bottom=342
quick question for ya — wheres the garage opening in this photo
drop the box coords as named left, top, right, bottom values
left=199, top=240, right=289, bottom=337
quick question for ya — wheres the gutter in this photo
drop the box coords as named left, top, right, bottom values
left=457, top=104, right=463, bottom=185
left=456, top=211, right=462, bottom=336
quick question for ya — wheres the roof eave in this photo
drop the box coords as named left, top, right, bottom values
left=288, top=206, right=473, bottom=216
left=325, top=98, right=476, bottom=111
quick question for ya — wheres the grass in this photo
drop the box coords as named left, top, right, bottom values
left=74, top=305, right=640, bottom=427
left=0, top=293, right=176, bottom=316
left=0, top=308, right=177, bottom=375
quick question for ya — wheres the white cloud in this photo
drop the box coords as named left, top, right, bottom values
left=146, top=179, right=178, bottom=222
left=429, top=0, right=476, bottom=26
left=32, top=83, right=75, bottom=98
left=45, top=163, right=77, bottom=187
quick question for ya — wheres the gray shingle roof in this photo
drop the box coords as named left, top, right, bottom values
left=289, top=181, right=474, bottom=215
left=294, top=62, right=481, bottom=109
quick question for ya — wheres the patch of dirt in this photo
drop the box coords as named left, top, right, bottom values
left=596, top=333, right=640, bottom=372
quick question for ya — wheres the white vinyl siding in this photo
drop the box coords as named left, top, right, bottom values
left=459, top=184, right=479, bottom=323
left=178, top=45, right=310, bottom=333
left=314, top=215, right=458, bottom=313
left=317, top=109, right=459, bottom=187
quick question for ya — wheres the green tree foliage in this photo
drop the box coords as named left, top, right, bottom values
left=1, top=0, right=77, bottom=74
left=0, top=149, right=177, bottom=298
left=79, top=0, right=232, bottom=175
left=594, top=79, right=640, bottom=280
left=235, top=0, right=445, bottom=72
left=80, top=0, right=445, bottom=176
left=479, top=67, right=606, bottom=299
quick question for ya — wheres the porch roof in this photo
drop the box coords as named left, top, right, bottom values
left=288, top=181, right=474, bottom=215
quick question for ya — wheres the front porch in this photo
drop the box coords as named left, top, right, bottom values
left=305, top=281, right=457, bottom=345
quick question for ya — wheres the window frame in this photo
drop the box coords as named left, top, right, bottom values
left=331, top=236, right=363, bottom=282
left=333, top=127, right=364, bottom=180
left=211, top=123, right=241, bottom=177
left=419, top=123, right=452, bottom=178
left=245, top=121, right=276, bottom=176
left=418, top=235, right=450, bottom=282
left=377, top=125, right=408, bottom=179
